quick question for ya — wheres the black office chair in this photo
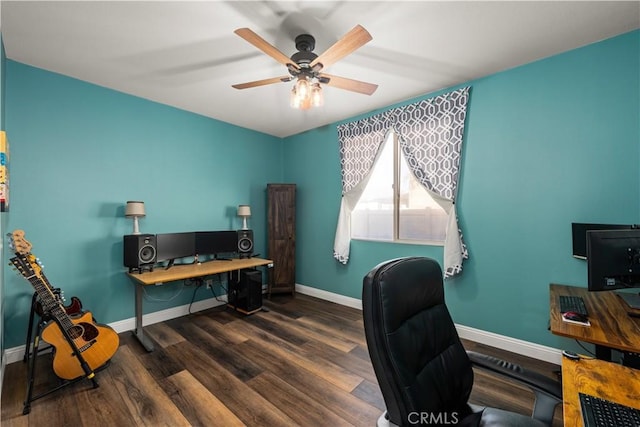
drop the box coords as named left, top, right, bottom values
left=363, top=257, right=562, bottom=427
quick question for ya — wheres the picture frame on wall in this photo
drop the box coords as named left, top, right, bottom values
left=0, top=131, right=9, bottom=212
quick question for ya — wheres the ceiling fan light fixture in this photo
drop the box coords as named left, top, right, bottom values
left=295, top=75, right=310, bottom=99
left=300, top=93, right=312, bottom=110
left=311, top=82, right=323, bottom=107
left=290, top=76, right=322, bottom=110
left=290, top=86, right=301, bottom=109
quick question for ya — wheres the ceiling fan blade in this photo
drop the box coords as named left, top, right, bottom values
left=320, top=73, right=378, bottom=95
left=232, top=76, right=292, bottom=90
left=234, top=28, right=299, bottom=70
left=310, top=25, right=372, bottom=71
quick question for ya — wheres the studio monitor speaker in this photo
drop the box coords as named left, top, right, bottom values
left=237, top=229, right=254, bottom=258
left=124, top=234, right=157, bottom=273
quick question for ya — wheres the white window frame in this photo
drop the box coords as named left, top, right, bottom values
left=351, top=130, right=447, bottom=246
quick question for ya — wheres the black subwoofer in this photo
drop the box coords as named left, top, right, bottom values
left=237, top=229, right=254, bottom=258
left=228, top=269, right=262, bottom=314
left=123, top=234, right=157, bottom=273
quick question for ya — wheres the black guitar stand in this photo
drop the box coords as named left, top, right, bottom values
left=21, top=292, right=102, bottom=415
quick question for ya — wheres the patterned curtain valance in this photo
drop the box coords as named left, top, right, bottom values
left=337, top=112, right=392, bottom=194
left=395, top=87, right=470, bottom=201
left=337, top=89, right=469, bottom=197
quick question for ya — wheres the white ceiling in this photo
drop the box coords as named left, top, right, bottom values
left=2, top=1, right=639, bottom=138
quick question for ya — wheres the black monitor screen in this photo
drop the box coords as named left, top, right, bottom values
left=587, top=229, right=640, bottom=291
left=571, top=222, right=635, bottom=259
left=156, top=232, right=196, bottom=262
left=195, top=231, right=238, bottom=255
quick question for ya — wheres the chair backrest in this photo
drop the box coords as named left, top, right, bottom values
left=362, top=257, right=474, bottom=426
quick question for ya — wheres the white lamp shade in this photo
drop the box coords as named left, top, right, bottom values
left=237, top=205, right=251, bottom=217
left=125, top=201, right=145, bottom=217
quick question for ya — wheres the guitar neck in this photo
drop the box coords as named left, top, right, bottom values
left=26, top=273, right=73, bottom=330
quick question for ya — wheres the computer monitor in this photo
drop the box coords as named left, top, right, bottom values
left=156, top=232, right=196, bottom=262
left=586, top=229, right=640, bottom=292
left=195, top=231, right=238, bottom=257
left=571, top=222, right=635, bottom=259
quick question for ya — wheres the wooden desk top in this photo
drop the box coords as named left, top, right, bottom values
left=562, top=357, right=640, bottom=426
left=549, top=284, right=640, bottom=354
left=126, top=257, right=273, bottom=285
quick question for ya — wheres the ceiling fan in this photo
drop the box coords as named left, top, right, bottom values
left=232, top=25, right=378, bottom=109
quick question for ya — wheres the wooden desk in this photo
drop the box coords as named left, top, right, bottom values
left=549, top=284, right=640, bottom=360
left=562, top=357, right=640, bottom=426
left=126, top=257, right=273, bottom=351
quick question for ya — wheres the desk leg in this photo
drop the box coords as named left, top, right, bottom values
left=133, top=283, right=154, bottom=352
left=595, top=345, right=612, bottom=361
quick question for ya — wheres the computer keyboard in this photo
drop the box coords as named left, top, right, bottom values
left=559, top=295, right=589, bottom=317
left=579, top=392, right=640, bottom=427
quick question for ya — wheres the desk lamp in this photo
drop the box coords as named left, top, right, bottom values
left=238, top=205, right=251, bottom=230
left=125, top=201, right=145, bottom=235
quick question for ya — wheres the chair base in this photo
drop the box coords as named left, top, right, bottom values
left=377, top=412, right=398, bottom=427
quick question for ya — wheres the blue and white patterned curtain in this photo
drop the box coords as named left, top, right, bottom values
left=333, top=114, right=391, bottom=264
left=333, top=87, right=470, bottom=277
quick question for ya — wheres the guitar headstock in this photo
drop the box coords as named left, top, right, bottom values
left=8, top=229, right=33, bottom=255
left=7, top=229, right=41, bottom=279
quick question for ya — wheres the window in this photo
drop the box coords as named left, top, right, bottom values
left=351, top=130, right=448, bottom=244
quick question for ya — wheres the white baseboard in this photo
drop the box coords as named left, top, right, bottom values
left=455, top=325, right=562, bottom=365
left=4, top=284, right=562, bottom=366
left=108, top=295, right=228, bottom=335
left=294, top=283, right=563, bottom=366
left=295, top=284, right=362, bottom=310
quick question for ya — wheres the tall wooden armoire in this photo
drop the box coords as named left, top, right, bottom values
left=267, top=183, right=296, bottom=296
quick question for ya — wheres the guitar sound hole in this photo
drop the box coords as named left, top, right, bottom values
left=68, top=325, right=83, bottom=340
left=68, top=323, right=99, bottom=342
left=79, top=322, right=100, bottom=341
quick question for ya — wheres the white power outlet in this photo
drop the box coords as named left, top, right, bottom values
left=205, top=279, right=213, bottom=289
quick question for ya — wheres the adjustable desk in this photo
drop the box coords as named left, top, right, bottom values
left=562, top=357, right=640, bottom=426
left=549, top=284, right=640, bottom=361
left=126, top=257, right=273, bottom=351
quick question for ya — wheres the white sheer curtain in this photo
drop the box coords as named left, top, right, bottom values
left=333, top=114, right=391, bottom=263
left=333, top=87, right=471, bottom=277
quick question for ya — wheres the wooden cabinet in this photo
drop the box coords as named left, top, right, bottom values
left=267, top=183, right=296, bottom=296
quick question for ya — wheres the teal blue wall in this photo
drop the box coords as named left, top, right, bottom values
left=284, top=30, right=640, bottom=349
left=3, top=61, right=283, bottom=348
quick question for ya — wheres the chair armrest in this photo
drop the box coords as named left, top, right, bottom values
left=467, top=350, right=562, bottom=398
left=467, top=350, right=562, bottom=426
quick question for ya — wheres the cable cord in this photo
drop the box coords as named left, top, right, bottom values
left=575, top=339, right=596, bottom=357
left=142, top=282, right=185, bottom=302
left=187, top=276, right=229, bottom=313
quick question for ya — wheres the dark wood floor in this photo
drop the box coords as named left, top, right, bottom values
left=2, top=293, right=563, bottom=426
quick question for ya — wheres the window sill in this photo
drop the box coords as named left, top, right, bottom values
left=351, top=237, right=445, bottom=247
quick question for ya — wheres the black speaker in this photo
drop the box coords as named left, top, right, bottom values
left=228, top=269, right=262, bottom=314
left=237, top=229, right=254, bottom=258
left=123, top=234, right=157, bottom=273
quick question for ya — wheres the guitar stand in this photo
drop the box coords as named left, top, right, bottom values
left=21, top=294, right=101, bottom=415
left=23, top=292, right=41, bottom=363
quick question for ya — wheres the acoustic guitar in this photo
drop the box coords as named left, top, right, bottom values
left=9, top=230, right=119, bottom=380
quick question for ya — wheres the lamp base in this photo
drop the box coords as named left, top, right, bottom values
left=132, top=217, right=141, bottom=235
